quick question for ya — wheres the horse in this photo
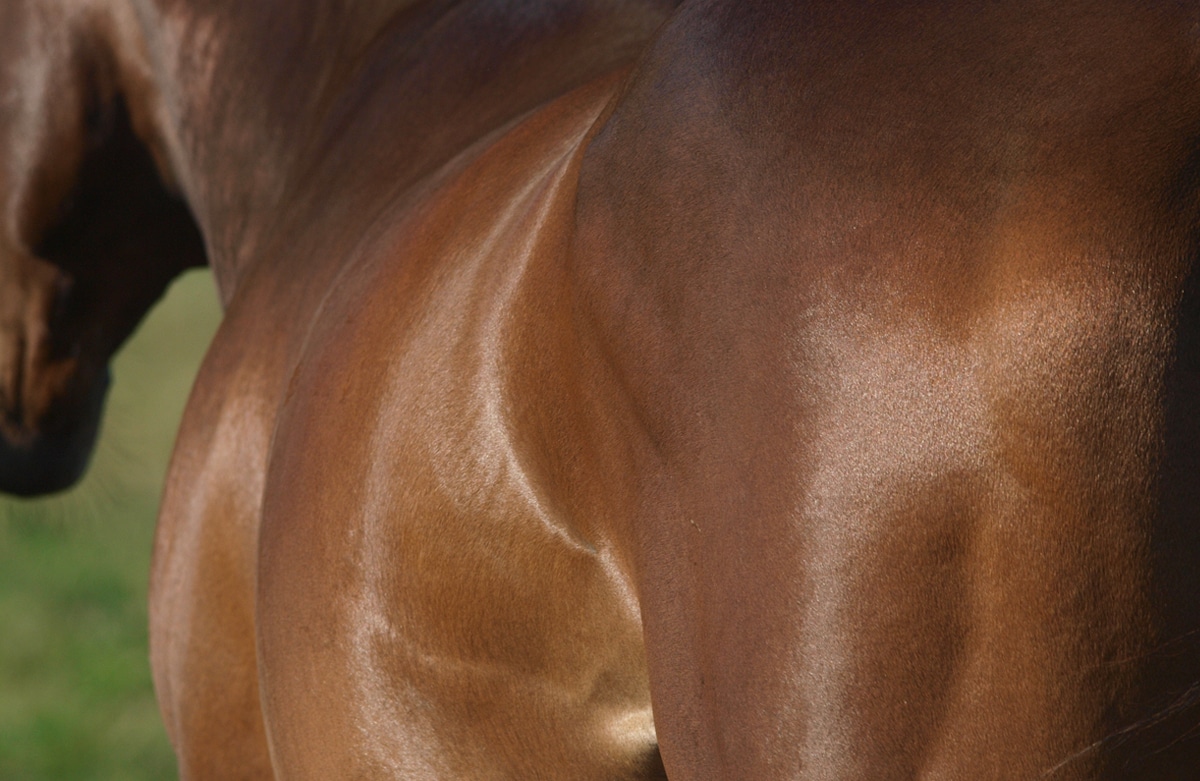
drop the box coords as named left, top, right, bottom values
left=5, top=0, right=1200, bottom=777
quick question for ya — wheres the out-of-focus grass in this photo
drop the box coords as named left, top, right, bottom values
left=0, top=270, right=222, bottom=781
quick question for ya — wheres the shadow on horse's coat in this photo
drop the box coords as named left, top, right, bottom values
left=5, top=0, right=1200, bottom=778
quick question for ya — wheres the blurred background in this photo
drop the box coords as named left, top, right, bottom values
left=0, top=270, right=222, bottom=780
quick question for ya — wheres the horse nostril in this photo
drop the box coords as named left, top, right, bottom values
left=0, top=333, right=25, bottom=431
left=0, top=403, right=32, bottom=447
left=50, top=275, right=73, bottom=323
left=2, top=409, right=22, bottom=432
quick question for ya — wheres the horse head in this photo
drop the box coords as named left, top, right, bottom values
left=0, top=0, right=204, bottom=495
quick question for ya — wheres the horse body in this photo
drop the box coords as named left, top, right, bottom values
left=5, top=0, right=1200, bottom=778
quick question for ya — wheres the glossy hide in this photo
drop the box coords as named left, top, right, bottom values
left=6, top=0, right=1200, bottom=779
left=146, top=1, right=676, bottom=778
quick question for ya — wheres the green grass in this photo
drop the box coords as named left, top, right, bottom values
left=0, top=270, right=222, bottom=781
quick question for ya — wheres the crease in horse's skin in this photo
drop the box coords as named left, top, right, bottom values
left=8, top=0, right=1200, bottom=778
left=472, top=138, right=599, bottom=557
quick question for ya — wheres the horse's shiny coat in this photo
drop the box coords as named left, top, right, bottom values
left=5, top=0, right=1200, bottom=778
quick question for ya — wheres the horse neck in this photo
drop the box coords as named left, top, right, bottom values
left=112, top=0, right=402, bottom=300
left=124, top=0, right=672, bottom=303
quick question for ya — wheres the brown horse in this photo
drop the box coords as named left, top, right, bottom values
left=6, top=0, right=1200, bottom=778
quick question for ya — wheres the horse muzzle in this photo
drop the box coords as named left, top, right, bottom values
left=0, top=368, right=109, bottom=496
